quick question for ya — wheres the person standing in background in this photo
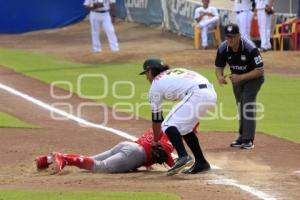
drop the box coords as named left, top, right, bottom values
left=255, top=0, right=275, bottom=52
left=83, top=0, right=120, bottom=53
left=194, top=0, right=219, bottom=49
left=232, top=0, right=255, bottom=41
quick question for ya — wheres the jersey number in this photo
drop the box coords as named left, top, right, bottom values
left=254, top=55, right=263, bottom=65
left=165, top=69, right=184, bottom=75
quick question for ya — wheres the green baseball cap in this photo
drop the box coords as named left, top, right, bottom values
left=139, top=58, right=165, bottom=75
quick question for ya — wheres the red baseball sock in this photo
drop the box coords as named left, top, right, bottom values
left=62, top=154, right=94, bottom=170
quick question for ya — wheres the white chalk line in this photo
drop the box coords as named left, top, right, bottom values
left=0, top=82, right=277, bottom=200
left=209, top=177, right=277, bottom=200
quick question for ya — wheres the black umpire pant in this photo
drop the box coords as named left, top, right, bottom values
left=232, top=76, right=264, bottom=142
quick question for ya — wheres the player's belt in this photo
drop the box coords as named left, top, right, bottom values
left=236, top=10, right=251, bottom=14
left=198, top=84, right=207, bottom=89
left=95, top=10, right=109, bottom=13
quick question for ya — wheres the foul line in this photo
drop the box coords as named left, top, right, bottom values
left=0, top=82, right=277, bottom=200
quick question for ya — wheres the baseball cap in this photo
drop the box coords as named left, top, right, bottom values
left=224, top=23, right=240, bottom=37
left=139, top=58, right=165, bottom=75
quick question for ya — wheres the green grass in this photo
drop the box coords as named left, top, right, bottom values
left=0, top=191, right=180, bottom=200
left=0, top=112, right=34, bottom=128
left=0, top=48, right=299, bottom=143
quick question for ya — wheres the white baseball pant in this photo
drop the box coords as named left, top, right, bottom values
left=257, top=9, right=272, bottom=49
left=236, top=10, right=254, bottom=40
left=89, top=12, right=119, bottom=52
left=162, top=84, right=217, bottom=135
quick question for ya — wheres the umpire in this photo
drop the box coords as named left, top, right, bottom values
left=215, top=23, right=264, bottom=149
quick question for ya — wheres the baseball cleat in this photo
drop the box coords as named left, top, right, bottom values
left=50, top=152, right=66, bottom=174
left=230, top=140, right=242, bottom=148
left=167, top=155, right=193, bottom=176
left=182, top=162, right=210, bottom=174
left=240, top=141, right=254, bottom=149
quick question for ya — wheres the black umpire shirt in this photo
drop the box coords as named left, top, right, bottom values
left=215, top=39, right=264, bottom=74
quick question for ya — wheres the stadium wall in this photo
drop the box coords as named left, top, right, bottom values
left=116, top=0, right=297, bottom=40
left=0, top=0, right=88, bottom=33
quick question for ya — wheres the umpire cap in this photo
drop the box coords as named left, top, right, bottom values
left=139, top=58, right=165, bottom=75
left=224, top=23, right=240, bottom=37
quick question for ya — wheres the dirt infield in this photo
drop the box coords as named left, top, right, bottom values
left=0, top=20, right=300, bottom=200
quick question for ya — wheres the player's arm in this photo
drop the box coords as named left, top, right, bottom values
left=209, top=7, right=219, bottom=19
left=149, top=89, right=164, bottom=143
left=194, top=8, right=203, bottom=23
left=215, top=47, right=228, bottom=85
left=152, top=121, right=162, bottom=143
left=110, top=1, right=117, bottom=22
left=215, top=67, right=228, bottom=85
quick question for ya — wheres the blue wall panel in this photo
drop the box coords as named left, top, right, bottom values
left=0, top=0, right=88, bottom=33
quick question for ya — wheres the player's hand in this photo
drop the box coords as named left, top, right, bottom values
left=206, top=13, right=214, bottom=17
left=195, top=15, right=203, bottom=23
left=229, top=74, right=244, bottom=83
left=217, top=75, right=228, bottom=85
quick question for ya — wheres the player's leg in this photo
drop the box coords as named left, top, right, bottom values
left=236, top=13, right=246, bottom=39
left=162, top=87, right=216, bottom=175
left=265, top=14, right=273, bottom=50
left=162, top=93, right=195, bottom=175
left=89, top=12, right=102, bottom=52
left=183, top=86, right=216, bottom=166
left=93, top=142, right=146, bottom=173
left=245, top=11, right=254, bottom=40
left=49, top=142, right=138, bottom=172
left=102, top=13, right=119, bottom=52
left=60, top=154, right=94, bottom=170
left=240, top=77, right=264, bottom=149
left=91, top=142, right=125, bottom=161
left=200, top=25, right=209, bottom=48
left=182, top=132, right=210, bottom=174
left=232, top=83, right=244, bottom=147
left=257, top=10, right=268, bottom=50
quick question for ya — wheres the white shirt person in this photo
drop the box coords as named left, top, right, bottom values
left=194, top=0, right=219, bottom=49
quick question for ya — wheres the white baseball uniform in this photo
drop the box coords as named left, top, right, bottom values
left=255, top=0, right=273, bottom=50
left=233, top=0, right=254, bottom=40
left=83, top=0, right=119, bottom=52
left=194, top=6, right=219, bottom=48
left=149, top=68, right=217, bottom=135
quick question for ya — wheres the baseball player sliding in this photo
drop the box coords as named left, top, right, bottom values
left=83, top=0, right=119, bottom=53
left=36, top=129, right=174, bottom=174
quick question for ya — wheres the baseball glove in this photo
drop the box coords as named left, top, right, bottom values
left=151, top=144, right=168, bottom=164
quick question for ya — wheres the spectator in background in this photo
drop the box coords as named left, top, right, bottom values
left=83, top=0, right=119, bottom=53
left=255, top=0, right=275, bottom=52
left=194, top=0, right=219, bottom=49
left=232, top=0, right=255, bottom=41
